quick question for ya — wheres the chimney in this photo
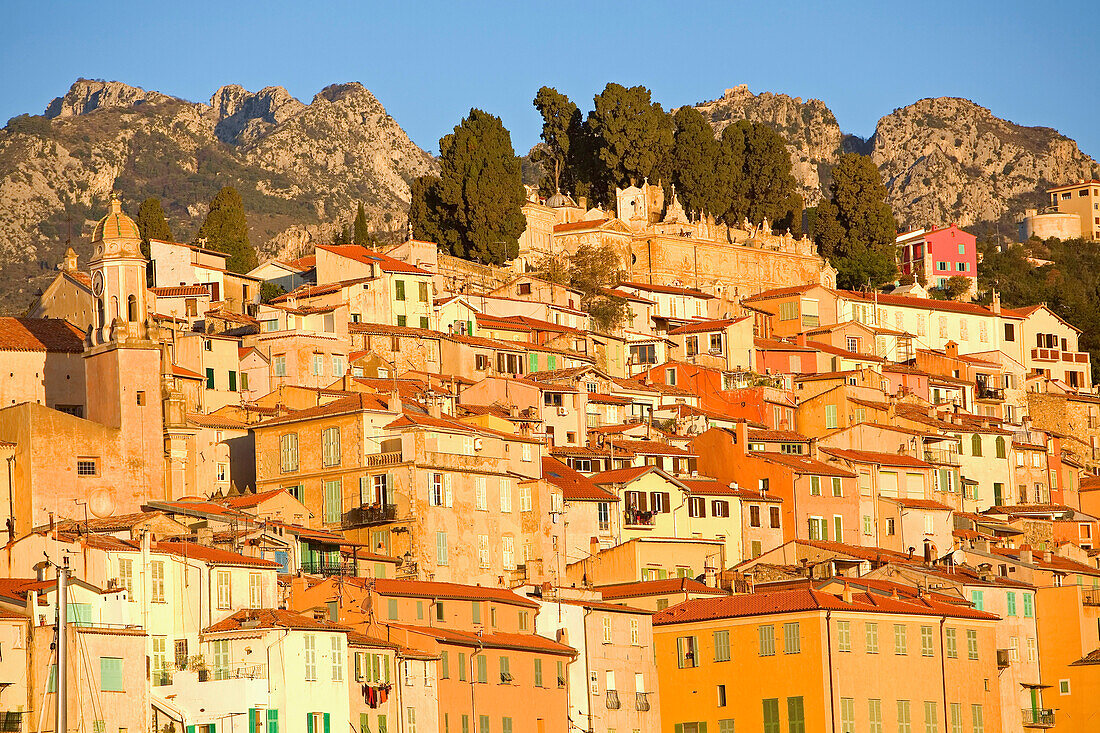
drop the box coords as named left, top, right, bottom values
left=388, top=389, right=402, bottom=414
left=945, top=341, right=959, bottom=360
left=991, top=290, right=1002, bottom=316
left=735, top=420, right=749, bottom=451
left=589, top=536, right=600, bottom=557
left=1042, top=550, right=1052, bottom=563
left=795, top=332, right=808, bottom=347
left=841, top=582, right=852, bottom=603
left=197, top=526, right=214, bottom=547
left=1019, top=545, right=1033, bottom=565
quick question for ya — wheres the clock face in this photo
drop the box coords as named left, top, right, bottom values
left=91, top=271, right=104, bottom=298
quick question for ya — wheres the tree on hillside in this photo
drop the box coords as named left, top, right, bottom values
left=136, top=197, right=172, bottom=257
left=812, top=153, right=897, bottom=289
left=531, top=87, right=581, bottom=196
left=737, top=121, right=801, bottom=233
left=929, top=275, right=973, bottom=300
left=670, top=107, right=720, bottom=217
left=713, top=124, right=748, bottom=224
left=409, top=109, right=525, bottom=264
left=332, top=223, right=352, bottom=245
left=197, top=186, right=257, bottom=274
left=535, top=241, right=629, bottom=332
left=353, top=201, right=371, bottom=245
left=586, top=84, right=674, bottom=205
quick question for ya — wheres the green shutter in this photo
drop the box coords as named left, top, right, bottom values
left=188, top=727, right=196, bottom=733
left=307, top=714, right=314, bottom=733
left=323, top=713, right=331, bottom=733
left=698, top=724, right=707, bottom=733
left=360, top=714, right=369, bottom=733
left=675, top=725, right=684, bottom=733
left=206, top=368, right=215, bottom=389
left=249, top=709, right=256, bottom=733
left=378, top=716, right=387, bottom=733
left=529, top=352, right=539, bottom=372
left=267, top=709, right=279, bottom=733
left=229, top=371, right=237, bottom=391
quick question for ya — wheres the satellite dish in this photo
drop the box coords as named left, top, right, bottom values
left=950, top=549, right=966, bottom=565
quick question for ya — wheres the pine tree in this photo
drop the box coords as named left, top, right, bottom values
left=586, top=83, right=674, bottom=205
left=353, top=202, right=371, bottom=245
left=811, top=153, right=898, bottom=289
left=418, top=108, right=525, bottom=264
left=197, top=186, right=257, bottom=274
left=136, top=197, right=172, bottom=257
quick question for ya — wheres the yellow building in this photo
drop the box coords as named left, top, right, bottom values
left=1047, top=180, right=1100, bottom=241
left=653, top=587, right=1002, bottom=733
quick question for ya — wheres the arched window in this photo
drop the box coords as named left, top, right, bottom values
left=972, top=434, right=982, bottom=457
left=995, top=436, right=1006, bottom=459
left=96, top=299, right=105, bottom=329
left=111, top=296, right=119, bottom=321
left=127, top=294, right=138, bottom=322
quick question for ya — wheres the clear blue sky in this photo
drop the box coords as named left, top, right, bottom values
left=2, top=0, right=1098, bottom=158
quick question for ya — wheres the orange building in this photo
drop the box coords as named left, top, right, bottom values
left=653, top=587, right=1002, bottom=733
left=1034, top=585, right=1100, bottom=731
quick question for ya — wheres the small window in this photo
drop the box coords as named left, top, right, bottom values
left=136, top=391, right=146, bottom=406
left=76, top=458, right=98, bottom=477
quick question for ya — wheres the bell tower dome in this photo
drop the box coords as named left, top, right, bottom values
left=88, top=192, right=150, bottom=345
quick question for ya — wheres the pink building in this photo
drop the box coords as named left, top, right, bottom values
left=896, top=225, right=977, bottom=295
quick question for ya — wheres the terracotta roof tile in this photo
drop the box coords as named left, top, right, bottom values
left=317, top=245, right=431, bottom=275
left=668, top=318, right=744, bottom=335
left=365, top=578, right=539, bottom=608
left=542, top=457, right=617, bottom=501
left=151, top=285, right=211, bottom=297
left=598, top=578, right=724, bottom=600
left=205, top=608, right=348, bottom=633
left=391, top=624, right=575, bottom=655
left=820, top=447, right=933, bottom=469
left=0, top=318, right=84, bottom=352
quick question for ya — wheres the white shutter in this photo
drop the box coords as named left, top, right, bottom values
left=502, top=537, right=515, bottom=570
left=500, top=479, right=511, bottom=513
left=444, top=474, right=453, bottom=507
left=476, top=477, right=487, bottom=510
left=360, top=476, right=370, bottom=505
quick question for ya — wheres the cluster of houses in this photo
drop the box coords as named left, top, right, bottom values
left=0, top=189, right=1099, bottom=732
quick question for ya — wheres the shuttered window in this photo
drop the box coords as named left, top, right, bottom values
left=99, top=657, right=123, bottom=691
left=324, top=480, right=342, bottom=524
left=322, top=427, right=341, bottom=467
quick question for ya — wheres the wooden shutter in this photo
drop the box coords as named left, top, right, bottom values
left=249, top=710, right=256, bottom=733
left=661, top=492, right=671, bottom=512
left=323, top=714, right=331, bottom=733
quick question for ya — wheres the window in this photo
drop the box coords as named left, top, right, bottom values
left=597, top=502, right=610, bottom=531
left=970, top=590, right=984, bottom=611
left=714, top=629, right=731, bottom=661
left=923, top=702, right=937, bottom=733
left=837, top=620, right=851, bottom=651
left=966, top=629, right=978, bottom=660
left=676, top=636, right=698, bottom=667
left=279, top=433, right=299, bottom=473
left=894, top=624, right=908, bottom=655
left=324, top=480, right=342, bottom=524
left=395, top=280, right=406, bottom=301
left=476, top=655, right=487, bottom=683
left=477, top=535, right=490, bottom=569
left=970, top=705, right=983, bottom=733
left=1059, top=679, right=1070, bottom=695
left=499, top=480, right=512, bottom=513
left=249, top=572, right=262, bottom=609
left=150, top=561, right=165, bottom=603
left=330, top=636, right=344, bottom=681
left=897, top=700, right=912, bottom=733
left=215, top=570, right=232, bottom=609
left=717, top=683, right=727, bottom=707
left=770, top=506, right=781, bottom=528
left=502, top=536, right=515, bottom=570
left=758, top=625, right=775, bottom=656
left=688, top=496, right=705, bottom=518
left=479, top=717, right=489, bottom=733
left=1023, top=594, right=1033, bottom=618
left=100, top=657, right=123, bottom=691
left=787, top=697, right=806, bottom=733
left=782, top=622, right=801, bottom=654
left=749, top=506, right=761, bottom=527
left=436, top=531, right=449, bottom=566
left=869, top=699, right=883, bottom=733
left=322, top=427, right=341, bottom=467
left=665, top=368, right=677, bottom=386
left=718, top=721, right=734, bottom=733
left=779, top=301, right=798, bottom=321
left=118, top=558, right=133, bottom=599
left=920, top=625, right=934, bottom=657
left=686, top=335, right=698, bottom=357
left=499, top=655, right=512, bottom=683
left=303, top=634, right=317, bottom=680
left=810, top=476, right=821, bottom=496
left=825, top=405, right=838, bottom=429
left=865, top=622, right=879, bottom=653
left=630, top=619, right=639, bottom=645
left=946, top=628, right=957, bottom=658
left=762, top=699, right=780, bottom=733
left=840, top=697, right=855, bottom=733
left=77, top=458, right=98, bottom=476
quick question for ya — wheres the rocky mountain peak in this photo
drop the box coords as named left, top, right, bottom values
left=210, top=84, right=306, bottom=145
left=44, top=78, right=171, bottom=119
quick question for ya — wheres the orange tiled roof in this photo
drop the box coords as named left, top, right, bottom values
left=205, top=608, right=349, bottom=633
left=542, top=457, right=617, bottom=501
left=151, top=285, right=210, bottom=297
left=0, top=318, right=84, bottom=353
left=366, top=578, right=539, bottom=608
left=820, top=447, right=932, bottom=469
left=597, top=578, right=724, bottom=600
left=392, top=624, right=575, bottom=656
left=317, top=245, right=431, bottom=275
left=154, top=541, right=281, bottom=568
left=668, top=318, right=744, bottom=335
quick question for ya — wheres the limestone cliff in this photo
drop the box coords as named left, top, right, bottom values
left=0, top=79, right=437, bottom=313
left=870, top=97, right=1099, bottom=229
left=692, top=84, right=843, bottom=207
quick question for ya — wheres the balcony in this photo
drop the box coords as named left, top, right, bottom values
left=635, top=692, right=651, bottom=712
left=1082, top=588, right=1100, bottom=606
left=366, top=451, right=403, bottom=468
left=996, top=649, right=1011, bottom=669
left=923, top=449, right=961, bottom=466
left=207, top=663, right=267, bottom=681
left=606, top=690, right=621, bottom=710
left=624, top=509, right=656, bottom=527
left=1032, top=348, right=1089, bottom=364
left=152, top=670, right=173, bottom=686
left=342, top=503, right=397, bottom=529
left=1022, top=708, right=1055, bottom=728
left=976, top=385, right=1005, bottom=401
left=0, top=712, right=23, bottom=732
left=299, top=558, right=357, bottom=576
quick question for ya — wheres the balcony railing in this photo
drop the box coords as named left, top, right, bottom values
left=151, top=670, right=173, bottom=686
left=996, top=649, right=1011, bottom=669
left=1021, top=708, right=1055, bottom=728
left=366, top=451, right=403, bottom=468
left=606, top=690, right=621, bottom=710
left=624, top=509, right=656, bottom=527
left=342, top=503, right=397, bottom=529
left=299, top=558, right=357, bottom=576
left=635, top=692, right=651, bottom=712
left=0, top=712, right=23, bottom=732
left=208, top=663, right=268, bottom=681
left=923, top=449, right=960, bottom=466
left=976, top=386, right=1005, bottom=401
left=1082, top=588, right=1100, bottom=606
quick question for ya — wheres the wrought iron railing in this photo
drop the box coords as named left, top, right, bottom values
left=1021, top=708, right=1055, bottom=728
left=342, top=503, right=397, bottom=529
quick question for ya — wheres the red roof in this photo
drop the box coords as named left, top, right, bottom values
left=618, top=280, right=714, bottom=299
left=257, top=394, right=392, bottom=427
left=0, top=318, right=84, bottom=353
left=668, top=318, right=743, bottom=335
left=393, top=624, right=575, bottom=656
left=151, top=285, right=210, bottom=297
left=154, top=541, right=281, bottom=568
left=224, top=488, right=294, bottom=509
left=172, top=364, right=205, bottom=380
left=365, top=578, right=539, bottom=608
left=542, top=457, right=617, bottom=501
left=598, top=578, right=724, bottom=600
left=890, top=498, right=954, bottom=511
left=205, top=608, right=349, bottom=633
left=806, top=340, right=885, bottom=362
left=820, top=447, right=933, bottom=469
left=754, top=453, right=857, bottom=477
left=317, top=245, right=431, bottom=275
left=653, top=588, right=999, bottom=625
left=553, top=219, right=610, bottom=233
left=590, top=466, right=671, bottom=486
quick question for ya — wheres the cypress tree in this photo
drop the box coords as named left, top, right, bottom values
left=531, top=86, right=581, bottom=196
left=586, top=83, right=674, bottom=205
left=353, top=202, right=370, bottom=245
left=136, top=197, right=172, bottom=257
left=197, top=186, right=257, bottom=274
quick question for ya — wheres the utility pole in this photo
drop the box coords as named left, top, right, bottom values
left=56, top=556, right=69, bottom=733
